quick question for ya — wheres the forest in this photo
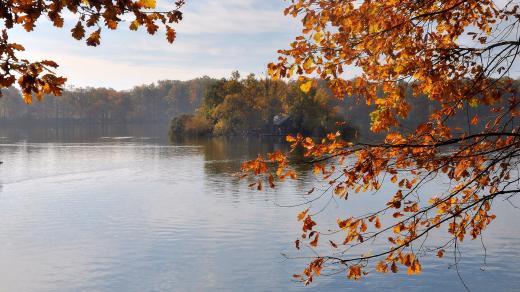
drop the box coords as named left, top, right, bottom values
left=0, top=77, right=214, bottom=124
left=1, top=72, right=513, bottom=141
left=0, top=73, right=381, bottom=139
left=0, top=71, right=358, bottom=137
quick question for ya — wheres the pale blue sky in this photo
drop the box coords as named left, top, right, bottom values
left=9, top=0, right=300, bottom=89
left=8, top=0, right=518, bottom=90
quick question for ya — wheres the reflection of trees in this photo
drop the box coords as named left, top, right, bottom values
left=0, top=124, right=170, bottom=143
left=171, top=136, right=314, bottom=197
left=173, top=136, right=284, bottom=175
left=171, top=136, right=289, bottom=162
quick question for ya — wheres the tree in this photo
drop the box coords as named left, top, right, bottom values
left=168, top=73, right=351, bottom=137
left=242, top=0, right=520, bottom=286
left=0, top=0, right=185, bottom=103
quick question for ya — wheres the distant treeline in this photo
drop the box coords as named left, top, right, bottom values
left=0, top=77, right=215, bottom=124
left=170, top=73, right=519, bottom=138
left=1, top=72, right=517, bottom=139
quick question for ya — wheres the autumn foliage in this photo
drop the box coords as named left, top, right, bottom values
left=242, top=0, right=520, bottom=285
left=2, top=0, right=520, bottom=287
left=0, top=0, right=184, bottom=103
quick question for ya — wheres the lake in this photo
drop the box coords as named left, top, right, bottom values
left=0, top=124, right=518, bottom=291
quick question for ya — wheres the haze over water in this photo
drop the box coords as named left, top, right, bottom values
left=0, top=124, right=518, bottom=291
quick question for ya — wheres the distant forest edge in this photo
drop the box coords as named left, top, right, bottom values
left=1, top=72, right=516, bottom=139
left=0, top=77, right=214, bottom=124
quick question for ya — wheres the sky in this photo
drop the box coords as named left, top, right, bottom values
left=9, top=0, right=301, bottom=90
left=8, top=0, right=518, bottom=90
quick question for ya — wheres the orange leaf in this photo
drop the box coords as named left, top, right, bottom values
left=347, top=265, right=362, bottom=280
left=297, top=208, right=309, bottom=221
left=375, top=261, right=388, bottom=273
left=375, top=217, right=381, bottom=229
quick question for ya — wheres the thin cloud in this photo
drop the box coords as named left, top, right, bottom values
left=175, top=0, right=299, bottom=34
left=7, top=0, right=301, bottom=89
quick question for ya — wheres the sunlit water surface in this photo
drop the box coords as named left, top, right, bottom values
left=0, top=124, right=518, bottom=291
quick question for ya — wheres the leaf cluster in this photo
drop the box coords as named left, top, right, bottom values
left=245, top=0, right=520, bottom=284
left=0, top=0, right=185, bottom=103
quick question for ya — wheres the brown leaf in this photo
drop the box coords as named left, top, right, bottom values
left=391, top=262, right=398, bottom=273
left=166, top=26, right=176, bottom=43
left=263, top=176, right=273, bottom=190
left=309, top=233, right=319, bottom=247
left=297, top=208, right=309, bottom=221
left=86, top=29, right=101, bottom=47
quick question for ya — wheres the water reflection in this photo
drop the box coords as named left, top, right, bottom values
left=0, top=123, right=170, bottom=144
left=0, top=124, right=517, bottom=291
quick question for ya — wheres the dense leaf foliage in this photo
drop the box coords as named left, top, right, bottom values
left=0, top=0, right=184, bottom=102
left=242, top=0, right=520, bottom=285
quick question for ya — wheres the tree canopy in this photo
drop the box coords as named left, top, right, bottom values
left=0, top=78, right=213, bottom=123
left=0, top=0, right=184, bottom=103
left=242, top=0, right=520, bottom=285
left=169, top=73, right=355, bottom=137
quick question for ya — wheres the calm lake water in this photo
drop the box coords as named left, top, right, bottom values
left=0, top=124, right=519, bottom=291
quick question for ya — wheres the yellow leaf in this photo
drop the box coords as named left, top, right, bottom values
left=303, top=57, right=314, bottom=73
left=313, top=31, right=323, bottom=43
left=129, top=20, right=140, bottom=31
left=286, top=135, right=297, bottom=142
left=23, top=93, right=32, bottom=104
left=300, top=80, right=313, bottom=93
left=297, top=208, right=309, bottom=221
left=140, top=0, right=156, bottom=9
left=42, top=83, right=51, bottom=93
